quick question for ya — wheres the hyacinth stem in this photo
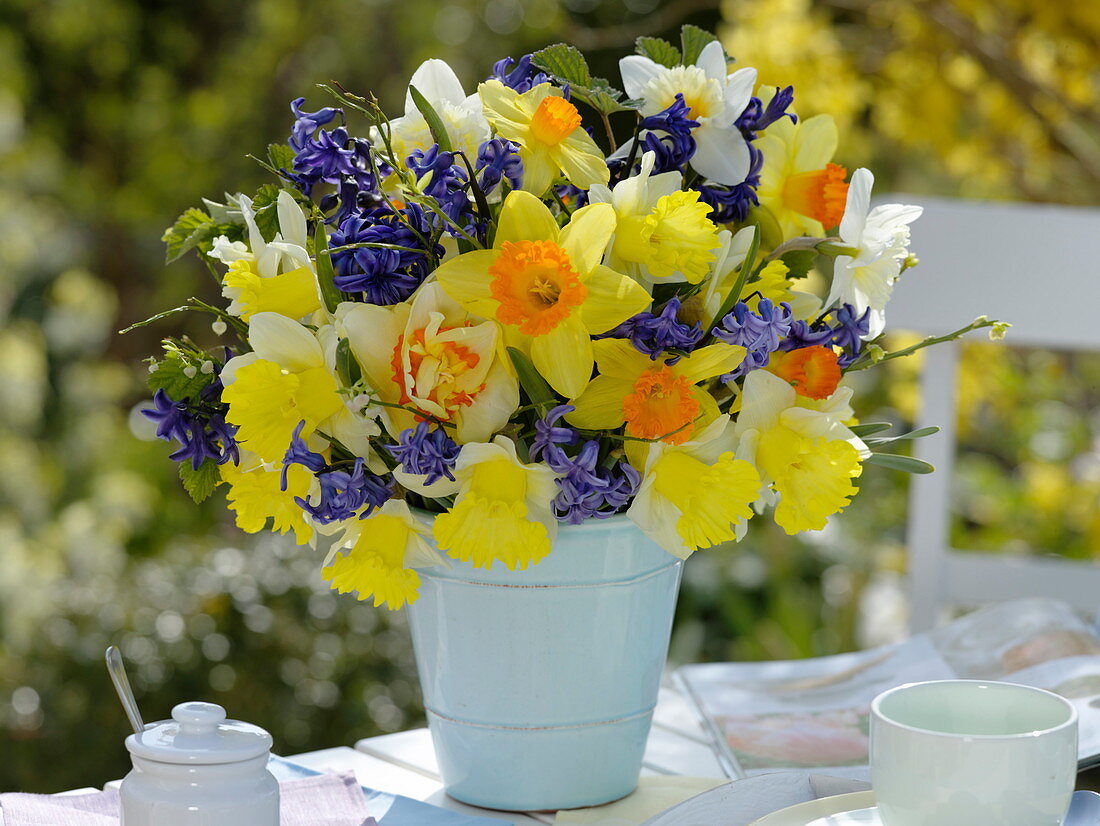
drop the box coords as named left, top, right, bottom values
left=844, top=317, right=1001, bottom=372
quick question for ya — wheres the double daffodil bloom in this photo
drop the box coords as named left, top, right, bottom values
left=757, top=114, right=849, bottom=238
left=589, top=151, right=722, bottom=287
left=479, top=80, right=609, bottom=195
left=732, top=370, right=867, bottom=534
left=221, top=313, right=379, bottom=465
left=566, top=338, right=746, bottom=466
left=212, top=191, right=322, bottom=322
left=628, top=416, right=761, bottom=558
left=434, top=190, right=651, bottom=398
left=322, top=500, right=443, bottom=610
left=337, top=282, right=519, bottom=444
left=433, top=436, right=558, bottom=571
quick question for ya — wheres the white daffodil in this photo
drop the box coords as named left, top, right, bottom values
left=221, top=312, right=380, bottom=468
left=384, top=59, right=490, bottom=167
left=209, top=190, right=323, bottom=322
left=619, top=41, right=757, bottom=185
left=826, top=168, right=922, bottom=338
left=588, top=151, right=721, bottom=286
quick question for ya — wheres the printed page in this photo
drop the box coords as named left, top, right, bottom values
left=677, top=635, right=955, bottom=780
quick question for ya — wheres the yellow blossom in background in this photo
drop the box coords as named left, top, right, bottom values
left=433, top=436, right=558, bottom=571
left=479, top=80, right=610, bottom=194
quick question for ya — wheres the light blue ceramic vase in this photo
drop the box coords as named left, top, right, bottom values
left=406, top=514, right=683, bottom=812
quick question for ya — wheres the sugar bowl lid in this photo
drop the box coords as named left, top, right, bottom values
left=125, top=701, right=273, bottom=765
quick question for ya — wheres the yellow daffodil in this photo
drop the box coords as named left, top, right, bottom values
left=337, top=282, right=518, bottom=444
left=434, top=190, right=650, bottom=397
left=433, top=436, right=558, bottom=571
left=221, top=313, right=379, bottom=465
left=589, top=151, right=721, bottom=287
left=757, top=114, right=849, bottom=239
left=221, top=452, right=315, bottom=545
left=627, top=416, right=761, bottom=557
left=566, top=339, right=746, bottom=459
left=322, top=500, right=442, bottom=610
left=732, top=370, right=867, bottom=534
left=479, top=80, right=609, bottom=194
left=211, top=191, right=322, bottom=321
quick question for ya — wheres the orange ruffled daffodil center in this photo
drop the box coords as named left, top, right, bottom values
left=391, top=326, right=483, bottom=417
left=489, top=240, right=588, bottom=336
left=768, top=346, right=842, bottom=400
left=529, top=95, right=583, bottom=145
left=622, top=367, right=700, bottom=444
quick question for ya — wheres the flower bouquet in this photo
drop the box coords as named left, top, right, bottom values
left=132, top=25, right=999, bottom=809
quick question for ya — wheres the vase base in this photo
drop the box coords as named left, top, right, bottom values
left=428, top=708, right=652, bottom=812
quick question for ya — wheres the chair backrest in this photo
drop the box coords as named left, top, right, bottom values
left=881, top=195, right=1100, bottom=632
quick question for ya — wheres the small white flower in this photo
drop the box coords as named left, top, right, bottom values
left=826, top=168, right=922, bottom=339
left=200, top=361, right=215, bottom=375
left=211, top=319, right=228, bottom=336
left=619, top=41, right=757, bottom=185
left=183, top=365, right=198, bottom=379
left=147, top=362, right=159, bottom=373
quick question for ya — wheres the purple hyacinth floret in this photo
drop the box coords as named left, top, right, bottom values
left=531, top=404, right=580, bottom=472
left=736, top=86, right=796, bottom=137
left=637, top=93, right=699, bottom=174
left=387, top=422, right=461, bottom=486
left=475, top=138, right=523, bottom=194
left=281, top=421, right=328, bottom=491
left=695, top=143, right=764, bottom=223
left=713, top=298, right=794, bottom=379
left=490, top=54, right=553, bottom=93
left=407, top=145, right=477, bottom=235
left=143, top=386, right=239, bottom=471
left=600, top=297, right=703, bottom=362
left=780, top=319, right=835, bottom=352
left=329, top=204, right=441, bottom=304
left=295, top=458, right=393, bottom=524
left=830, top=304, right=872, bottom=366
left=289, top=97, right=342, bottom=152
left=552, top=441, right=642, bottom=525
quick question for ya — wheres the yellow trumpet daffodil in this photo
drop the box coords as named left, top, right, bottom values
left=589, top=151, right=721, bottom=287
left=732, top=369, right=867, bottom=534
left=322, top=500, right=443, bottom=610
left=337, top=282, right=519, bottom=445
left=627, top=416, right=761, bottom=558
left=433, top=436, right=558, bottom=571
left=566, top=339, right=746, bottom=458
left=434, top=190, right=651, bottom=398
left=221, top=313, right=379, bottom=465
left=220, top=450, right=315, bottom=545
left=479, top=80, right=610, bottom=195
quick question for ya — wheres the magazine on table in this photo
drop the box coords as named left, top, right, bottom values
left=676, top=598, right=1100, bottom=780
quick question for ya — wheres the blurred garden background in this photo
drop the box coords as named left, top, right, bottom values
left=3, top=0, right=1100, bottom=792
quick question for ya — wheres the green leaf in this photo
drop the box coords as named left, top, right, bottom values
left=408, top=86, right=452, bottom=153
left=780, top=249, right=818, bottom=280
left=162, top=207, right=214, bottom=263
left=506, top=346, right=557, bottom=415
left=635, top=36, right=681, bottom=67
left=251, top=183, right=283, bottom=242
left=864, top=453, right=935, bottom=474
left=267, top=143, right=296, bottom=173
left=336, top=337, right=361, bottom=386
left=849, top=422, right=895, bottom=437
left=314, top=220, right=346, bottom=313
left=680, top=24, right=719, bottom=65
left=531, top=43, right=592, bottom=87
left=179, top=460, right=222, bottom=504
left=148, top=353, right=215, bottom=402
left=864, top=426, right=941, bottom=448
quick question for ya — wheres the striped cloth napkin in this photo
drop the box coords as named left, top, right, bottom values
left=0, top=771, right=376, bottom=826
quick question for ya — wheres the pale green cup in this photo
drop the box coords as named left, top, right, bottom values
left=870, top=680, right=1078, bottom=826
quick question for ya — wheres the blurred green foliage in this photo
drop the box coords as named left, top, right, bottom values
left=1, top=0, right=1097, bottom=794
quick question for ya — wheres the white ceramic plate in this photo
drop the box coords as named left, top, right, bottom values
left=749, top=792, right=876, bottom=826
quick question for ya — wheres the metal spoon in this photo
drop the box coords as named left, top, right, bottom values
left=105, top=645, right=145, bottom=735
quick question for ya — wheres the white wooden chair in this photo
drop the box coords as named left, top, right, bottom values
left=882, top=195, right=1100, bottom=632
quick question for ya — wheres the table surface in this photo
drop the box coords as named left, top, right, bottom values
left=288, top=683, right=722, bottom=825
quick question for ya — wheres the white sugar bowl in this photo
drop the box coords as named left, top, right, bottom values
left=120, top=701, right=279, bottom=826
